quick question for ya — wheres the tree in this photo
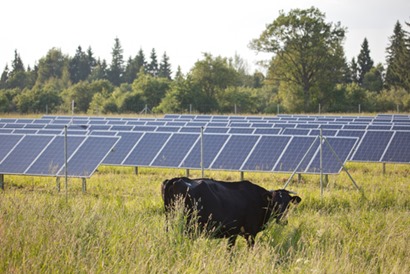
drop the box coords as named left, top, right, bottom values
left=147, top=48, right=159, bottom=77
left=108, top=37, right=124, bottom=86
left=385, top=21, right=410, bottom=90
left=250, top=7, right=346, bottom=112
left=158, top=52, right=172, bottom=79
left=190, top=53, right=240, bottom=112
left=350, top=57, right=359, bottom=83
left=35, top=48, right=70, bottom=87
left=357, top=38, right=374, bottom=84
left=69, top=46, right=92, bottom=83
left=362, top=64, right=384, bottom=92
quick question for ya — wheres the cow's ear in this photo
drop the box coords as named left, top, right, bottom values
left=291, top=196, right=302, bottom=204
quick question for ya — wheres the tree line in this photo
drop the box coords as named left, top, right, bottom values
left=1, top=7, right=409, bottom=115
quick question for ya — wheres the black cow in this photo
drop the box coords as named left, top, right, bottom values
left=161, top=177, right=301, bottom=247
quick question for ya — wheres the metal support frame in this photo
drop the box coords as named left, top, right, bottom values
left=240, top=171, right=244, bottom=181
left=0, top=174, right=4, bottom=190
left=283, top=136, right=319, bottom=189
left=186, top=169, right=190, bottom=177
left=134, top=166, right=139, bottom=175
left=82, top=178, right=87, bottom=193
left=56, top=177, right=60, bottom=192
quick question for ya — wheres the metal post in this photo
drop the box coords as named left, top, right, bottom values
left=240, top=171, right=244, bottom=181
left=200, top=126, right=204, bottom=178
left=298, top=174, right=302, bottom=184
left=135, top=166, right=138, bottom=175
left=0, top=174, right=4, bottom=190
left=234, top=104, right=237, bottom=114
left=64, top=125, right=68, bottom=202
left=186, top=169, right=190, bottom=177
left=320, top=128, right=324, bottom=198
left=56, top=177, right=60, bottom=192
left=383, top=163, right=386, bottom=175
left=277, top=104, right=280, bottom=115
left=82, top=178, right=87, bottom=193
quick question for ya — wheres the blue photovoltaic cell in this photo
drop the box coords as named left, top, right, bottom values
left=25, top=136, right=86, bottom=176
left=156, top=126, right=181, bottom=132
left=337, top=130, right=365, bottom=139
left=0, top=134, right=24, bottom=162
left=282, top=128, right=310, bottom=135
left=179, top=127, right=202, bottom=133
left=13, top=129, right=39, bottom=134
left=123, top=132, right=171, bottom=166
left=57, top=136, right=119, bottom=177
left=228, top=128, right=255, bottom=134
left=242, top=135, right=291, bottom=171
left=297, top=124, right=319, bottom=129
left=306, top=137, right=358, bottom=174
left=254, top=128, right=281, bottom=135
left=211, top=135, right=259, bottom=170
left=133, top=126, right=157, bottom=132
left=274, top=136, right=317, bottom=173
left=110, top=125, right=134, bottom=131
left=151, top=133, right=199, bottom=167
left=205, top=127, right=229, bottom=134
left=90, top=131, right=118, bottom=136
left=351, top=131, right=394, bottom=162
left=103, top=132, right=143, bottom=165
left=381, top=131, right=410, bottom=163
left=0, top=135, right=54, bottom=174
left=309, top=129, right=337, bottom=136
left=180, top=134, right=229, bottom=169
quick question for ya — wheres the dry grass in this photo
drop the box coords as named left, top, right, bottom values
left=0, top=163, right=409, bottom=273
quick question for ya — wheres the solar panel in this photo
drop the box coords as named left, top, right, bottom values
left=151, top=133, right=199, bottom=167
left=283, top=128, right=310, bottom=135
left=0, top=135, right=54, bottom=174
left=241, top=135, right=291, bottom=171
left=381, top=131, right=410, bottom=163
left=181, top=134, right=229, bottom=169
left=254, top=128, right=281, bottom=135
left=204, top=127, right=229, bottom=133
left=228, top=128, right=255, bottom=134
left=211, top=135, right=259, bottom=170
left=25, top=135, right=86, bottom=176
left=305, top=137, right=358, bottom=174
left=56, top=136, right=119, bottom=177
left=102, top=132, right=144, bottom=165
left=0, top=134, right=24, bottom=162
left=123, top=132, right=171, bottom=166
left=274, top=136, right=317, bottom=173
left=351, top=131, right=394, bottom=162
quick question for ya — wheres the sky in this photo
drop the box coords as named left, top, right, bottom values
left=1, top=0, right=409, bottom=76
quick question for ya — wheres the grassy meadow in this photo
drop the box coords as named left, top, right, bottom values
left=0, top=162, right=409, bottom=273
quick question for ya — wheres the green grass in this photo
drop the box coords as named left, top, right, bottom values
left=0, top=163, right=409, bottom=273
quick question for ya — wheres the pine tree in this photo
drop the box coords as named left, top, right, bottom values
left=350, top=57, right=359, bottom=83
left=69, top=46, right=92, bottom=83
left=135, top=48, right=147, bottom=77
left=0, top=65, right=9, bottom=88
left=357, top=38, right=374, bottom=84
left=147, top=48, right=159, bottom=77
left=11, top=50, right=25, bottom=73
left=108, top=37, right=124, bottom=86
left=158, top=52, right=172, bottom=79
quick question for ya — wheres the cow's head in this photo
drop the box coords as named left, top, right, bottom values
left=266, top=189, right=301, bottom=225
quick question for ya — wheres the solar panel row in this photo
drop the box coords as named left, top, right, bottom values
left=0, top=134, right=119, bottom=178
left=101, top=131, right=358, bottom=174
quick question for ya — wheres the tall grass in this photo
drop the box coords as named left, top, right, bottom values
left=0, top=163, right=409, bottom=273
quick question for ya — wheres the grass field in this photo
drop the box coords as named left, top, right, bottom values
left=0, top=162, right=409, bottom=273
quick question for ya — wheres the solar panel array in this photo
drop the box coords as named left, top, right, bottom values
left=0, top=133, right=119, bottom=178
left=0, top=113, right=409, bottom=180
